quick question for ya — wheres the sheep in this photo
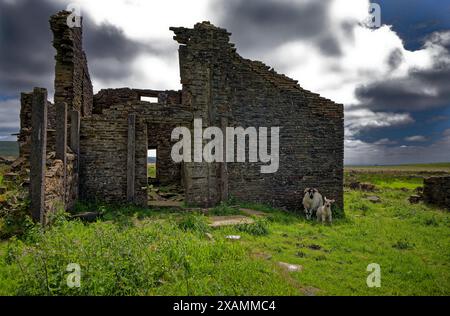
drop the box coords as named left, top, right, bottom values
left=316, top=197, right=335, bottom=224
left=302, top=188, right=323, bottom=220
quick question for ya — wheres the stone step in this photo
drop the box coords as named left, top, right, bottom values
left=208, top=215, right=255, bottom=228
left=148, top=200, right=184, bottom=209
left=239, top=208, right=268, bottom=217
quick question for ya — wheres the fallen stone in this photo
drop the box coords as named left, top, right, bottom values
left=239, top=208, right=268, bottom=217
left=71, top=212, right=101, bottom=222
left=307, top=244, right=322, bottom=250
left=366, top=196, right=381, bottom=203
left=0, top=157, right=15, bottom=165
left=149, top=191, right=164, bottom=201
left=253, top=252, right=272, bottom=260
left=360, top=183, right=376, bottom=192
left=301, top=286, right=320, bottom=296
left=205, top=233, right=214, bottom=240
left=408, top=195, right=423, bottom=204
left=225, top=235, right=241, bottom=240
left=209, top=215, right=255, bottom=228
left=278, top=262, right=303, bottom=272
left=349, top=181, right=360, bottom=190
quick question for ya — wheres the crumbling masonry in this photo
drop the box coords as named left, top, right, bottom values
left=18, top=11, right=344, bottom=223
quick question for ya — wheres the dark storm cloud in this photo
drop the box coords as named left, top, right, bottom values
left=0, top=0, right=58, bottom=96
left=355, top=32, right=450, bottom=112
left=387, top=48, right=404, bottom=70
left=0, top=0, right=168, bottom=97
left=213, top=0, right=343, bottom=56
left=355, top=65, right=450, bottom=111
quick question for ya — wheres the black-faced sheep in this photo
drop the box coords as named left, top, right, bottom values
left=302, top=188, right=323, bottom=220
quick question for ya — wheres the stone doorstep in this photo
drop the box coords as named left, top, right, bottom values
left=239, top=208, right=268, bottom=217
left=209, top=215, right=255, bottom=228
left=148, top=200, right=184, bottom=209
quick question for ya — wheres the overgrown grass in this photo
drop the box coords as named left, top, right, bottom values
left=0, top=165, right=449, bottom=295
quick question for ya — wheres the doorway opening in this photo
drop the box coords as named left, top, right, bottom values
left=147, top=148, right=157, bottom=182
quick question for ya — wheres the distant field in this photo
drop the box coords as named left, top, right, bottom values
left=345, top=162, right=450, bottom=173
left=0, top=141, right=18, bottom=158
left=147, top=163, right=156, bottom=178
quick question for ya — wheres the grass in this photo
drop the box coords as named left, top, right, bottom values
left=346, top=162, right=450, bottom=173
left=147, top=163, right=156, bottom=179
left=0, top=164, right=449, bottom=295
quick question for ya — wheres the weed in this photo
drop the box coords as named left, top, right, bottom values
left=235, top=219, right=269, bottom=236
left=178, top=213, right=210, bottom=234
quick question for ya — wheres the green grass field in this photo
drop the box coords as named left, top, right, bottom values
left=0, top=164, right=448, bottom=295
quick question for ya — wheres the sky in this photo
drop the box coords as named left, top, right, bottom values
left=0, top=0, right=449, bottom=165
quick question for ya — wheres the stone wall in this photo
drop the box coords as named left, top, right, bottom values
left=171, top=22, right=344, bottom=211
left=18, top=93, right=57, bottom=161
left=93, top=88, right=182, bottom=114
left=43, top=152, right=76, bottom=222
left=423, top=176, right=450, bottom=210
left=79, top=101, right=192, bottom=206
left=50, top=11, right=93, bottom=116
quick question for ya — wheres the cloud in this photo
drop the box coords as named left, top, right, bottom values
left=345, top=133, right=450, bottom=165
left=426, top=115, right=449, bottom=123
left=354, top=30, right=450, bottom=112
left=213, top=0, right=346, bottom=56
left=0, top=0, right=173, bottom=97
left=373, top=138, right=397, bottom=145
left=0, top=0, right=58, bottom=97
left=345, top=108, right=414, bottom=137
left=405, top=135, right=428, bottom=142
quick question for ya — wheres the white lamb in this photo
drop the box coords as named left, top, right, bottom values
left=302, top=188, right=323, bottom=220
left=316, top=197, right=335, bottom=224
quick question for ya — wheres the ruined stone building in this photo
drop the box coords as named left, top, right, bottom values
left=18, top=11, right=343, bottom=223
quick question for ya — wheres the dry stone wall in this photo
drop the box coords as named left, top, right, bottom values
left=50, top=11, right=93, bottom=116
left=171, top=22, right=344, bottom=211
left=79, top=100, right=192, bottom=206
left=424, top=176, right=450, bottom=210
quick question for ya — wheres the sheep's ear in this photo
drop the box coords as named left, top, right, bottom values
left=324, top=196, right=327, bottom=201
left=304, top=188, right=309, bottom=193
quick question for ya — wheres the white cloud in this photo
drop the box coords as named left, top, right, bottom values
left=405, top=135, right=428, bottom=142
left=345, top=108, right=414, bottom=137
left=373, top=138, right=397, bottom=145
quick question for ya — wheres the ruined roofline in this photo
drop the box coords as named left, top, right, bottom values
left=170, top=21, right=342, bottom=108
